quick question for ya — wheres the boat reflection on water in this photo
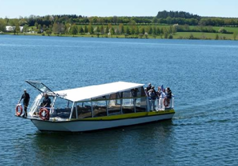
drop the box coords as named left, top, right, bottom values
left=14, top=120, right=174, bottom=165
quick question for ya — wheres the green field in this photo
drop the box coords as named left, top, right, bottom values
left=174, top=32, right=234, bottom=40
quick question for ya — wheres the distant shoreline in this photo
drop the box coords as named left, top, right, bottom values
left=1, top=32, right=237, bottom=41
left=1, top=11, right=238, bottom=41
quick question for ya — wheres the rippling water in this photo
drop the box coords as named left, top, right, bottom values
left=1, top=35, right=238, bottom=165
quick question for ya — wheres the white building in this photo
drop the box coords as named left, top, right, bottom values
left=5, top=26, right=23, bottom=32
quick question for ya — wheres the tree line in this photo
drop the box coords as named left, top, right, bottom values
left=39, top=23, right=178, bottom=39
left=0, top=11, right=238, bottom=38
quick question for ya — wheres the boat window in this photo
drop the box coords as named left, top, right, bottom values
left=92, top=99, right=107, bottom=117
left=121, top=91, right=133, bottom=114
left=77, top=101, right=92, bottom=119
left=121, top=88, right=147, bottom=114
left=109, top=92, right=121, bottom=100
left=134, top=97, right=147, bottom=112
left=30, top=94, right=42, bottom=113
left=131, top=87, right=146, bottom=98
left=122, top=91, right=131, bottom=98
left=108, top=98, right=121, bottom=115
left=51, top=97, right=73, bottom=119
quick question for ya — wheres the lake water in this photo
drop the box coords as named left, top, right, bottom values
left=1, top=35, right=238, bottom=166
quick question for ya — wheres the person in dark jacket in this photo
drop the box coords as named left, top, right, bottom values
left=18, top=89, right=30, bottom=118
left=166, top=87, right=172, bottom=99
left=148, top=86, right=157, bottom=111
left=42, top=94, right=51, bottom=108
left=131, top=88, right=138, bottom=106
left=146, top=83, right=152, bottom=91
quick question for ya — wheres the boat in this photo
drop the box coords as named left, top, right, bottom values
left=15, top=81, right=175, bottom=132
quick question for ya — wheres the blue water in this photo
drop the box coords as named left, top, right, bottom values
left=1, top=35, right=238, bottom=165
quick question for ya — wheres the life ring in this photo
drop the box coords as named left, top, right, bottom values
left=39, top=107, right=50, bottom=120
left=163, top=98, right=170, bottom=107
left=16, top=104, right=23, bottom=116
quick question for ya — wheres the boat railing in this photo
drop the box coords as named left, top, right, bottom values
left=148, top=96, right=174, bottom=111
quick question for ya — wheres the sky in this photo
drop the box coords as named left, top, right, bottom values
left=0, top=0, right=238, bottom=18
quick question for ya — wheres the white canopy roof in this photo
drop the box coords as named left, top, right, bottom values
left=55, top=81, right=144, bottom=102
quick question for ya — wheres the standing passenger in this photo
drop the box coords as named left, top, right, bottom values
left=156, top=86, right=161, bottom=110
left=146, top=83, right=152, bottom=91
left=144, top=88, right=148, bottom=96
left=149, top=86, right=156, bottom=111
left=18, top=89, right=30, bottom=118
left=160, top=88, right=166, bottom=110
left=165, top=87, right=172, bottom=108
left=131, top=88, right=138, bottom=106
left=166, top=87, right=172, bottom=99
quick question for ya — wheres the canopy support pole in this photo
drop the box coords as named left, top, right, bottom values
left=69, top=102, right=75, bottom=120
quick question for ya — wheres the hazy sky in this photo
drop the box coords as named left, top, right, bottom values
left=0, top=0, right=238, bottom=18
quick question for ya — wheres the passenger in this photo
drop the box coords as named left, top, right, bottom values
left=146, top=83, right=152, bottom=91
left=42, top=94, right=51, bottom=108
left=159, top=88, right=166, bottom=110
left=166, top=87, right=172, bottom=99
left=165, top=87, right=172, bottom=108
left=131, top=88, right=138, bottom=98
left=157, top=86, right=161, bottom=98
left=131, top=88, right=138, bottom=106
left=148, top=86, right=157, bottom=111
left=18, top=89, right=30, bottom=118
left=144, top=88, right=148, bottom=96
left=156, top=86, right=161, bottom=110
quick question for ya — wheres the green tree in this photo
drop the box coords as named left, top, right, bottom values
left=163, top=28, right=169, bottom=38
left=100, top=25, right=104, bottom=34
left=70, top=24, right=78, bottom=36
left=135, top=26, right=139, bottom=35
left=126, top=26, right=130, bottom=35
left=157, top=27, right=161, bottom=36
left=46, top=29, right=52, bottom=36
left=172, top=26, right=177, bottom=34
left=79, top=26, right=84, bottom=34
left=52, top=22, right=60, bottom=35
left=218, top=27, right=227, bottom=33
left=111, top=27, right=115, bottom=36
left=152, top=17, right=158, bottom=23
left=23, top=24, right=29, bottom=33
left=215, top=34, right=219, bottom=40
left=88, top=24, right=93, bottom=34
left=0, top=19, right=6, bottom=32
left=105, top=26, right=109, bottom=34
left=168, top=34, right=173, bottom=39
left=152, top=27, right=157, bottom=35
left=139, top=27, right=145, bottom=35
left=189, top=34, right=194, bottom=39
left=84, top=25, right=88, bottom=33
left=65, top=23, right=71, bottom=34
left=130, top=26, right=135, bottom=35
left=119, top=23, right=124, bottom=34
left=14, top=23, right=20, bottom=35
left=95, top=26, right=101, bottom=37
left=147, top=26, right=153, bottom=35
left=233, top=32, right=237, bottom=40
left=34, top=22, right=38, bottom=30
